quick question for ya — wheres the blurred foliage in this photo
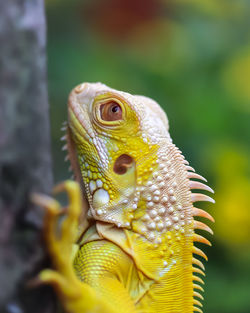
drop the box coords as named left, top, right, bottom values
left=213, top=146, right=250, bottom=250
left=46, top=1, right=250, bottom=312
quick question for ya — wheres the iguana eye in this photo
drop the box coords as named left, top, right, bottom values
left=100, top=101, right=123, bottom=121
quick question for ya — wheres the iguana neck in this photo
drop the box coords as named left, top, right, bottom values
left=129, top=141, right=193, bottom=243
left=121, top=141, right=195, bottom=279
left=93, top=141, right=195, bottom=313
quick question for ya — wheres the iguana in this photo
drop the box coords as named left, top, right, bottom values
left=34, top=82, right=214, bottom=313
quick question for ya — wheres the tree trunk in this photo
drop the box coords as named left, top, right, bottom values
left=0, top=1, right=55, bottom=312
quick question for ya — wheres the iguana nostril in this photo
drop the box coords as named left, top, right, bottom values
left=113, top=154, right=134, bottom=175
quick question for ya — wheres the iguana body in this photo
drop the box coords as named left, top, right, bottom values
left=37, top=83, right=214, bottom=313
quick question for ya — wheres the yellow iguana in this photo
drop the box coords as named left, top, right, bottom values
left=35, top=82, right=215, bottom=313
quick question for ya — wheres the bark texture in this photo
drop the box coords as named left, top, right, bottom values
left=0, top=1, right=55, bottom=312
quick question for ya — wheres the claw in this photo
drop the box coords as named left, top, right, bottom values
left=31, top=193, right=61, bottom=215
left=53, top=181, right=82, bottom=219
left=26, top=276, right=45, bottom=288
left=39, top=269, right=68, bottom=291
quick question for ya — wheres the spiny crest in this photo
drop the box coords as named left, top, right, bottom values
left=60, top=121, right=72, bottom=173
left=61, top=121, right=90, bottom=235
left=61, top=121, right=82, bottom=182
left=187, top=164, right=215, bottom=313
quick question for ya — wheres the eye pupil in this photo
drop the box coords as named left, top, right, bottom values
left=111, top=105, right=119, bottom=113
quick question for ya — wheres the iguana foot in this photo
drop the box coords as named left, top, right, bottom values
left=33, top=181, right=115, bottom=313
left=33, top=180, right=81, bottom=273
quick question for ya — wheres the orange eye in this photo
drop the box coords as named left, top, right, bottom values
left=100, top=101, right=123, bottom=121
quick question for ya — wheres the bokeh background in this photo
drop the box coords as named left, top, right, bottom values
left=46, top=1, right=250, bottom=312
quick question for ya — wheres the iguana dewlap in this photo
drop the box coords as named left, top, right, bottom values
left=39, top=82, right=214, bottom=313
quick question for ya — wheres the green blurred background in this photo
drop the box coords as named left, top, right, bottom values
left=46, top=1, right=250, bottom=312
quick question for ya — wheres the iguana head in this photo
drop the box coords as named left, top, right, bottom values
left=67, top=82, right=174, bottom=227
left=66, top=82, right=214, bottom=242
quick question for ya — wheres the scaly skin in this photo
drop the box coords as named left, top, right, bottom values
left=37, top=83, right=215, bottom=313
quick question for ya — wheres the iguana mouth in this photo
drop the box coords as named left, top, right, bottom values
left=67, top=104, right=93, bottom=142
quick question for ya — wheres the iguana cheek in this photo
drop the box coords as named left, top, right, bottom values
left=92, top=188, right=110, bottom=210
